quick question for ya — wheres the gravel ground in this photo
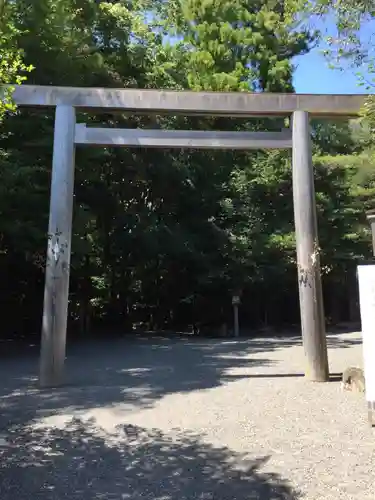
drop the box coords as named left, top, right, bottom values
left=0, top=331, right=373, bottom=499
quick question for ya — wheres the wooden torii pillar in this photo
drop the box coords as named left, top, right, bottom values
left=40, top=105, right=76, bottom=387
left=292, top=111, right=328, bottom=381
left=9, top=86, right=365, bottom=387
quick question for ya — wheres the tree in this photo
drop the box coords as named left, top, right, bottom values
left=160, top=0, right=313, bottom=91
left=0, top=0, right=33, bottom=121
left=286, top=0, right=375, bottom=128
left=0, top=0, right=370, bottom=337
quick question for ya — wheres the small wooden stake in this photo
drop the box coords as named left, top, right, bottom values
left=233, top=304, right=239, bottom=338
left=368, top=402, right=375, bottom=427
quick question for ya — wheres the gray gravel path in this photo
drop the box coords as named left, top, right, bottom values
left=0, top=331, right=373, bottom=499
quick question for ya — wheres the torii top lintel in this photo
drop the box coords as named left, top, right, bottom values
left=10, top=85, right=367, bottom=117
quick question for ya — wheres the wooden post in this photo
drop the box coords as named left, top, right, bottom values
left=232, top=294, right=240, bottom=338
left=365, top=210, right=375, bottom=256
left=292, top=110, right=329, bottom=382
left=233, top=304, right=239, bottom=338
left=39, top=105, right=76, bottom=388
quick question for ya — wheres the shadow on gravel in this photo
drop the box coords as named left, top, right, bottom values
left=0, top=332, right=360, bottom=431
left=0, top=337, right=278, bottom=428
left=249, top=333, right=362, bottom=350
left=326, top=335, right=362, bottom=349
left=0, top=419, right=300, bottom=500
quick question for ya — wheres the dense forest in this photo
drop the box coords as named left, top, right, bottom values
left=1, top=0, right=375, bottom=339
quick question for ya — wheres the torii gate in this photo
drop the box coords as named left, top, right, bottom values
left=10, top=85, right=365, bottom=387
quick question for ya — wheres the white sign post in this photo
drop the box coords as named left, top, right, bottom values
left=357, top=264, right=375, bottom=427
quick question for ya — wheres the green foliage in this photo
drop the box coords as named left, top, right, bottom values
left=0, top=0, right=372, bottom=335
left=0, top=1, right=33, bottom=121
left=161, top=0, right=313, bottom=91
left=288, top=0, right=375, bottom=191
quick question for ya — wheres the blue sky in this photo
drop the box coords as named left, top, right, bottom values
left=162, top=14, right=373, bottom=95
left=293, top=49, right=368, bottom=94
left=293, top=16, right=374, bottom=94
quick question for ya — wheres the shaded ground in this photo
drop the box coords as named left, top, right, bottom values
left=0, top=331, right=373, bottom=499
left=0, top=422, right=298, bottom=500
